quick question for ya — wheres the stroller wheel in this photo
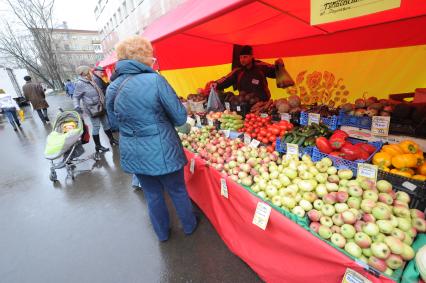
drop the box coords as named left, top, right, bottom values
left=49, top=170, right=57, bottom=182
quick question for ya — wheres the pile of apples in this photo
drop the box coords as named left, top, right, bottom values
left=250, top=155, right=425, bottom=276
left=180, top=126, right=281, bottom=186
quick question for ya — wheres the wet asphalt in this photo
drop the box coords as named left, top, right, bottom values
left=0, top=94, right=261, bottom=283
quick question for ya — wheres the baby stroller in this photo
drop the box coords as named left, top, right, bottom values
left=44, top=109, right=100, bottom=182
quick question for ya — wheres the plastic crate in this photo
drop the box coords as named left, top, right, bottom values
left=378, top=170, right=426, bottom=211
left=275, top=138, right=314, bottom=157
left=312, top=138, right=383, bottom=176
left=299, top=111, right=338, bottom=130
left=337, top=111, right=372, bottom=129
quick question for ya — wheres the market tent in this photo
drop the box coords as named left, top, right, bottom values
left=143, top=0, right=426, bottom=70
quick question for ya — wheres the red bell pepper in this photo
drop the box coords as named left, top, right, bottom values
left=355, top=143, right=376, bottom=155
left=329, top=134, right=347, bottom=150
left=332, top=130, right=349, bottom=139
left=340, top=142, right=361, bottom=161
left=358, top=149, right=370, bottom=161
left=316, top=137, right=333, bottom=154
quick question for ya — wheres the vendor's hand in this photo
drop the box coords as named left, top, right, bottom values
left=275, top=58, right=284, bottom=66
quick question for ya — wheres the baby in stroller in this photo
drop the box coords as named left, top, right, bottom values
left=44, top=109, right=99, bottom=181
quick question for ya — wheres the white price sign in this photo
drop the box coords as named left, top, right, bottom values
left=223, top=130, right=230, bottom=138
left=308, top=113, right=321, bottom=125
left=244, top=134, right=251, bottom=145
left=252, top=202, right=272, bottom=230
left=342, top=268, right=372, bottom=283
left=220, top=178, right=228, bottom=198
left=280, top=113, right=291, bottom=122
left=195, top=115, right=202, bottom=127
left=402, top=181, right=417, bottom=192
left=225, top=102, right=231, bottom=111
left=260, top=113, right=269, bottom=118
left=190, top=158, right=195, bottom=174
left=207, top=118, right=214, bottom=126
left=357, top=163, right=378, bottom=183
left=249, top=139, right=260, bottom=148
left=371, top=116, right=390, bottom=137
left=236, top=105, right=241, bottom=111
left=286, top=143, right=299, bottom=159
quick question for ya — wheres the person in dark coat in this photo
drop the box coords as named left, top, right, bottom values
left=106, top=36, right=197, bottom=242
left=22, top=76, right=49, bottom=123
left=92, top=66, right=109, bottom=95
left=65, top=79, right=75, bottom=98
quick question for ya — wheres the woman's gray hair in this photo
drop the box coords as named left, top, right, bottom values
left=76, top=65, right=91, bottom=76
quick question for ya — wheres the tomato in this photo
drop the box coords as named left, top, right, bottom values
left=271, top=127, right=280, bottom=136
left=251, top=133, right=257, bottom=139
left=280, top=130, right=286, bottom=137
left=266, top=145, right=274, bottom=153
left=254, top=128, right=260, bottom=134
left=266, top=132, right=272, bottom=138
left=269, top=135, right=276, bottom=143
left=261, top=138, right=269, bottom=144
left=272, top=140, right=276, bottom=147
left=259, top=129, right=267, bottom=136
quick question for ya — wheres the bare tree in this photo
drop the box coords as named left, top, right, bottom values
left=0, top=0, right=64, bottom=89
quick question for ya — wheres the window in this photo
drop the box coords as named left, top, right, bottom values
left=118, top=8, right=122, bottom=21
left=113, top=13, right=117, bottom=27
left=123, top=1, right=128, bottom=16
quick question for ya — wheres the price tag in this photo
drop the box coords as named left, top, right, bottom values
left=260, top=113, right=269, bottom=118
left=237, top=105, right=241, bottom=111
left=223, top=129, right=230, bottom=138
left=371, top=116, right=390, bottom=137
left=286, top=143, right=299, bottom=159
left=357, top=163, right=378, bottom=183
left=249, top=139, right=260, bottom=148
left=225, top=102, right=231, bottom=111
left=402, top=181, right=417, bottom=191
left=195, top=115, right=201, bottom=127
left=308, top=113, right=321, bottom=125
left=252, top=202, right=272, bottom=230
left=207, top=118, right=214, bottom=126
left=244, top=134, right=251, bottom=145
left=220, top=178, right=228, bottom=198
left=342, top=268, right=372, bottom=283
left=280, top=113, right=291, bottom=122
left=190, top=158, right=195, bottom=174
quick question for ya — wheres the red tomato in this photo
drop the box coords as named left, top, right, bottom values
left=271, top=127, right=280, bottom=136
left=259, top=129, right=267, bottom=136
left=251, top=133, right=257, bottom=139
left=280, top=130, right=286, bottom=137
left=269, top=135, right=276, bottom=143
left=272, top=140, right=276, bottom=147
left=261, top=138, right=269, bottom=144
left=266, top=145, right=274, bottom=153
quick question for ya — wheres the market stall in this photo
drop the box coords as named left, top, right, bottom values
left=98, top=1, right=426, bottom=282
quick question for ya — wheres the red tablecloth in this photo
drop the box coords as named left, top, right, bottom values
left=183, top=149, right=395, bottom=283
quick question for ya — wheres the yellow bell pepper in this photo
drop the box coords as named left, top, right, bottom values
left=415, top=151, right=425, bottom=165
left=390, top=168, right=413, bottom=178
left=382, top=144, right=404, bottom=157
left=399, top=140, right=420, bottom=154
left=412, top=175, right=426, bottom=181
left=400, top=167, right=415, bottom=175
left=382, top=166, right=391, bottom=172
left=372, top=151, right=392, bottom=168
left=418, top=163, right=426, bottom=176
left=391, top=154, right=420, bottom=169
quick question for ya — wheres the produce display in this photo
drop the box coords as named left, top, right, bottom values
left=304, top=104, right=340, bottom=118
left=282, top=123, right=332, bottom=147
left=187, top=93, right=207, bottom=102
left=340, top=97, right=394, bottom=117
left=206, top=111, right=222, bottom=122
left=275, top=95, right=302, bottom=114
left=373, top=140, right=426, bottom=181
left=315, top=130, right=378, bottom=161
left=219, top=111, right=244, bottom=131
left=250, top=100, right=277, bottom=116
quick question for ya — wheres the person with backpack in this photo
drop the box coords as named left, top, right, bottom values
left=211, top=45, right=284, bottom=101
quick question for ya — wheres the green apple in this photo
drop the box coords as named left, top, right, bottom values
left=376, top=180, right=392, bottom=193
left=372, top=205, right=391, bottom=220
left=292, top=206, right=305, bottom=217
left=321, top=204, right=336, bottom=217
left=371, top=242, right=391, bottom=259
left=313, top=199, right=324, bottom=210
left=363, top=222, right=380, bottom=236
left=377, top=220, right=394, bottom=234
left=331, top=233, right=346, bottom=248
left=318, top=225, right=332, bottom=239
left=363, top=190, right=378, bottom=202
left=384, top=236, right=404, bottom=255
left=341, top=224, right=356, bottom=239
left=345, top=242, right=362, bottom=258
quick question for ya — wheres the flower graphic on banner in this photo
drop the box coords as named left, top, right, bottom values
left=287, top=70, right=350, bottom=106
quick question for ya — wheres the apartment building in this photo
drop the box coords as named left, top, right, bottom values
left=94, top=0, right=186, bottom=56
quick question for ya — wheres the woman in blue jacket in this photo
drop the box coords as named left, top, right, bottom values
left=106, top=36, right=197, bottom=242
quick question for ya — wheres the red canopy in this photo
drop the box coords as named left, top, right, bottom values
left=141, top=0, right=426, bottom=70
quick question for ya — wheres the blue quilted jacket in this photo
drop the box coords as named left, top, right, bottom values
left=105, top=60, right=188, bottom=176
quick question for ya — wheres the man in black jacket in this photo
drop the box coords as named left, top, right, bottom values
left=212, top=45, right=283, bottom=101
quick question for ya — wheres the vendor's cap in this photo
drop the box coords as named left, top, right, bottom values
left=94, top=66, right=104, bottom=71
left=240, top=45, right=253, bottom=55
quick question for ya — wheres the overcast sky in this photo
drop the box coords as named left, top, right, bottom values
left=54, top=0, right=98, bottom=30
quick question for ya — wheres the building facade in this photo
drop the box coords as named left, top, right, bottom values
left=52, top=28, right=104, bottom=79
left=94, top=0, right=186, bottom=56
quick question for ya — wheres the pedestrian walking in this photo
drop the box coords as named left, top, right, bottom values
left=22, top=76, right=49, bottom=123
left=0, top=89, right=21, bottom=131
left=106, top=36, right=198, bottom=242
left=73, top=65, right=118, bottom=152
left=65, top=79, right=75, bottom=98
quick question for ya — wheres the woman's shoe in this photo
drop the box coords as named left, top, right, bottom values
left=96, top=145, right=110, bottom=152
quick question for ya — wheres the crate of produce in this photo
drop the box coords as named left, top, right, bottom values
left=275, top=138, right=314, bottom=157
left=299, top=111, right=338, bottom=130
left=337, top=111, right=372, bottom=129
left=312, top=138, right=383, bottom=176
left=378, top=170, right=426, bottom=210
